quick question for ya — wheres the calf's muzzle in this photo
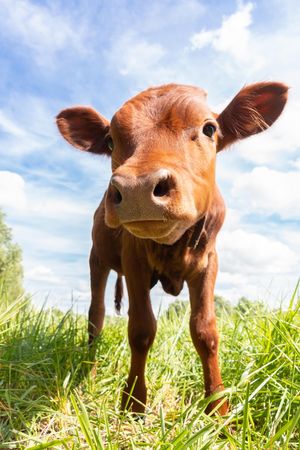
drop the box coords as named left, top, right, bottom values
left=106, top=168, right=176, bottom=226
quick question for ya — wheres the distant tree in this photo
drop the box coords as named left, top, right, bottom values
left=165, top=300, right=188, bottom=319
left=0, top=210, right=23, bottom=301
left=236, top=296, right=266, bottom=315
left=214, top=295, right=233, bottom=317
left=165, top=295, right=234, bottom=320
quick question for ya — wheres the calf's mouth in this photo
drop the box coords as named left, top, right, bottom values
left=124, top=219, right=174, bottom=237
left=123, top=218, right=189, bottom=245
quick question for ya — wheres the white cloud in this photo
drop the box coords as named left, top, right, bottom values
left=124, top=0, right=205, bottom=35
left=0, top=95, right=58, bottom=157
left=107, top=32, right=172, bottom=86
left=190, top=2, right=263, bottom=69
left=0, top=132, right=48, bottom=157
left=9, top=223, right=88, bottom=256
left=222, top=207, right=242, bottom=228
left=217, top=271, right=247, bottom=289
left=103, top=0, right=206, bottom=89
left=25, top=265, right=62, bottom=285
left=231, top=166, right=300, bottom=220
left=0, top=0, right=88, bottom=67
left=291, top=158, right=300, bottom=170
left=216, top=270, right=299, bottom=306
left=6, top=94, right=56, bottom=138
left=189, top=0, right=300, bottom=91
left=0, top=170, right=93, bottom=218
left=280, top=229, right=300, bottom=257
left=218, top=228, right=298, bottom=275
left=0, top=169, right=95, bottom=310
left=236, top=98, right=300, bottom=165
left=0, top=110, right=26, bottom=137
left=120, top=39, right=165, bottom=76
left=0, top=171, right=27, bottom=210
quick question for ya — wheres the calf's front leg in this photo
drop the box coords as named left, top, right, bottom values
left=188, top=250, right=228, bottom=415
left=121, top=266, right=156, bottom=414
left=88, top=248, right=109, bottom=345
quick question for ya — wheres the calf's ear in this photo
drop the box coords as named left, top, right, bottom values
left=216, top=82, right=288, bottom=152
left=56, top=106, right=111, bottom=155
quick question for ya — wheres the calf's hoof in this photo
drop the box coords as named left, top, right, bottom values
left=205, top=389, right=229, bottom=416
left=121, top=386, right=146, bottom=415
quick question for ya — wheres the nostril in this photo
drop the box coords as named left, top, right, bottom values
left=113, top=187, right=122, bottom=204
left=153, top=178, right=171, bottom=197
left=109, top=185, right=122, bottom=205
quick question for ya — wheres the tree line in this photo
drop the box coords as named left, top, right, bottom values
left=0, top=210, right=23, bottom=301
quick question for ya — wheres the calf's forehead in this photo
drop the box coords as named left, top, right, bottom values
left=110, top=84, right=213, bottom=139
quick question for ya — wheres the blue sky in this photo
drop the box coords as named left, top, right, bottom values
left=0, top=0, right=299, bottom=314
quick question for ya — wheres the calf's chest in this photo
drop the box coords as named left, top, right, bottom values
left=146, top=238, right=209, bottom=296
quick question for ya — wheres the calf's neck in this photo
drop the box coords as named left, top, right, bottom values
left=57, top=82, right=287, bottom=414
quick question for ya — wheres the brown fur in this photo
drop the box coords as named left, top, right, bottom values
left=56, top=82, right=288, bottom=415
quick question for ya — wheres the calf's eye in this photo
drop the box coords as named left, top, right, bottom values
left=105, top=136, right=114, bottom=151
left=202, top=123, right=216, bottom=138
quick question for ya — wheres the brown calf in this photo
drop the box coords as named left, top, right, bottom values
left=56, top=82, right=287, bottom=415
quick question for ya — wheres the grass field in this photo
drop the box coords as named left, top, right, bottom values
left=0, top=289, right=299, bottom=449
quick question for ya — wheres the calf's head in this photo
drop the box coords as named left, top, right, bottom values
left=57, top=82, right=287, bottom=244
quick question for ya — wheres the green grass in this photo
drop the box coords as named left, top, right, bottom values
left=0, top=289, right=299, bottom=449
